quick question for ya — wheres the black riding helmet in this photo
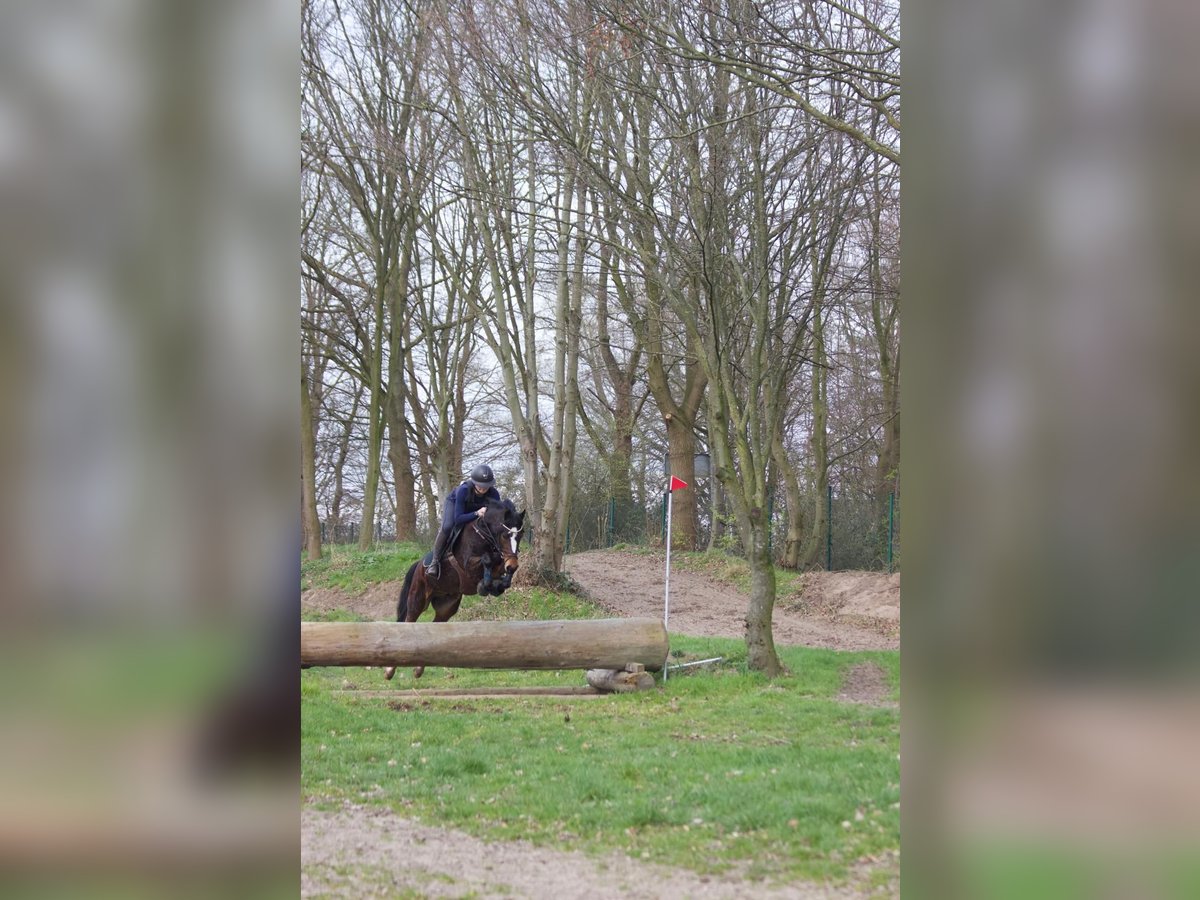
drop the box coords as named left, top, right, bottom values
left=469, top=464, right=495, bottom=490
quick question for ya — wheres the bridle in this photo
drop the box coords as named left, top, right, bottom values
left=473, top=518, right=522, bottom=571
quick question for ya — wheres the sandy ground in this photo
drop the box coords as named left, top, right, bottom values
left=302, top=805, right=870, bottom=899
left=562, top=551, right=899, bottom=651
left=301, top=551, right=900, bottom=898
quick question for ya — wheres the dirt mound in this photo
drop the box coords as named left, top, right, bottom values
left=791, top=572, right=900, bottom=622
left=302, top=581, right=399, bottom=620
left=563, top=551, right=898, bottom=651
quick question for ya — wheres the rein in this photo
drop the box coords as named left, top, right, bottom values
left=472, top=519, right=520, bottom=561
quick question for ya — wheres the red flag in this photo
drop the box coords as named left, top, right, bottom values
left=669, top=475, right=688, bottom=492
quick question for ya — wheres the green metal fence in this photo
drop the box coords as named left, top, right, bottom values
left=564, top=480, right=899, bottom=572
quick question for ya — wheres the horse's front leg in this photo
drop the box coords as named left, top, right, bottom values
left=478, top=559, right=494, bottom=594
left=431, top=595, right=462, bottom=622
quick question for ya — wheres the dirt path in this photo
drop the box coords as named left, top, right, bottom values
left=563, top=551, right=898, bottom=651
left=302, top=804, right=869, bottom=899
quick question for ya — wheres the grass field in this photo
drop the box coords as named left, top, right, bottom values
left=301, top=542, right=426, bottom=595
left=301, top=552, right=900, bottom=889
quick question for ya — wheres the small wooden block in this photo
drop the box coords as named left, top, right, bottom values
left=624, top=662, right=646, bottom=673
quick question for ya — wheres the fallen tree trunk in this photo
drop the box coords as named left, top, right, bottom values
left=301, top=618, right=669, bottom=672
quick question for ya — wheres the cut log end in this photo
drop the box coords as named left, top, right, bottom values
left=585, top=668, right=656, bottom=693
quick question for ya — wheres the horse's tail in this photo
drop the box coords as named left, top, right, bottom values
left=384, top=561, right=421, bottom=681
left=396, top=561, right=418, bottom=621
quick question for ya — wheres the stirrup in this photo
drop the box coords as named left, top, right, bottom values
left=427, top=559, right=440, bottom=577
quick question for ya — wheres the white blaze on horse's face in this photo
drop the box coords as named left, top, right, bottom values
left=501, top=526, right=520, bottom=571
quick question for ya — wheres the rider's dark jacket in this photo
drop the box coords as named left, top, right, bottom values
left=443, top=481, right=501, bottom=530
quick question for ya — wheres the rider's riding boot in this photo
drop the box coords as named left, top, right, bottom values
left=427, top=529, right=449, bottom=578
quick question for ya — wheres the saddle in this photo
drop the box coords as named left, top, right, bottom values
left=421, top=523, right=466, bottom=568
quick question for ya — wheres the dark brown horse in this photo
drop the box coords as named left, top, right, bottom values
left=383, top=499, right=525, bottom=679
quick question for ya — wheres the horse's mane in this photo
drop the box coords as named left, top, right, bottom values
left=483, top=497, right=524, bottom=531
left=479, top=498, right=511, bottom=525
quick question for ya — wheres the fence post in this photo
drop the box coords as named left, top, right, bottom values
left=608, top=497, right=615, bottom=547
left=826, top=484, right=833, bottom=571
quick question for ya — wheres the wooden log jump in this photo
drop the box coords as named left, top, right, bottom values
left=301, top=618, right=668, bottom=672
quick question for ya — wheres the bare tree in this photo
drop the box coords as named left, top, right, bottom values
left=299, top=0, right=900, bottom=674
left=304, top=0, right=442, bottom=548
left=432, top=0, right=603, bottom=573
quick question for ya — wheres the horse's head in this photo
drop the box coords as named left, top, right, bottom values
left=480, top=500, right=525, bottom=574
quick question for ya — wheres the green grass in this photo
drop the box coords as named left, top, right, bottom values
left=301, top=542, right=425, bottom=594
left=302, top=592, right=900, bottom=887
left=946, top=843, right=1200, bottom=900
left=452, top=586, right=602, bottom=622
left=304, top=607, right=372, bottom=623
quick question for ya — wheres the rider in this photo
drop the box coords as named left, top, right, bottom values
left=426, top=464, right=501, bottom=579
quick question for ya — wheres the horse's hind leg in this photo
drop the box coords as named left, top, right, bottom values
left=384, top=568, right=432, bottom=681
left=409, top=595, right=463, bottom=680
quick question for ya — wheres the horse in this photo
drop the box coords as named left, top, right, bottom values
left=383, top=498, right=525, bottom=680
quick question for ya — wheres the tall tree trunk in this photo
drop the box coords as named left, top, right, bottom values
left=328, top=386, right=359, bottom=541
left=520, top=103, right=543, bottom=539
left=745, top=519, right=783, bottom=676
left=869, top=209, right=900, bottom=535
left=706, top=384, right=784, bottom=676
left=300, top=361, right=322, bottom=561
left=644, top=274, right=705, bottom=551
left=576, top=236, right=643, bottom=542
left=707, top=466, right=724, bottom=552
left=603, top=76, right=706, bottom=551
left=866, top=109, right=900, bottom=533
left=800, top=306, right=829, bottom=569
left=386, top=234, right=418, bottom=542
left=556, top=170, right=586, bottom=557
left=873, top=345, right=899, bottom=550
left=772, top=431, right=805, bottom=569
left=447, top=77, right=545, bottom=550
left=386, top=411, right=417, bottom=542
left=358, top=278, right=386, bottom=550
left=536, top=167, right=583, bottom=573
left=664, top=414, right=697, bottom=549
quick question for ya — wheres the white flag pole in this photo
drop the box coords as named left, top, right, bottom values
left=663, top=482, right=674, bottom=682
